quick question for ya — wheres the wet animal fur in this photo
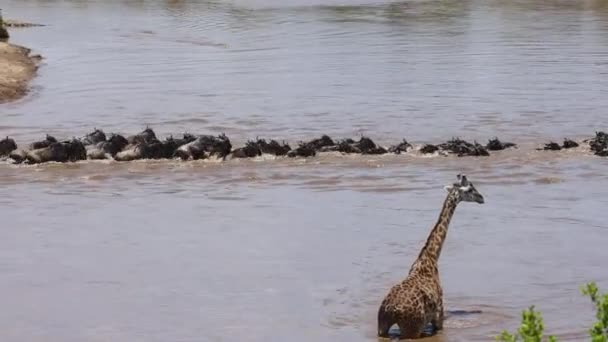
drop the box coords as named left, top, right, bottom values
left=588, top=132, right=608, bottom=156
left=126, top=127, right=158, bottom=145
left=232, top=141, right=262, bottom=158
left=81, top=128, right=107, bottom=146
left=288, top=143, right=316, bottom=158
left=420, top=144, right=439, bottom=154
left=388, top=140, right=413, bottom=154
left=231, top=138, right=291, bottom=158
left=9, top=149, right=28, bottom=163
left=23, top=139, right=86, bottom=164
left=485, top=138, right=516, bottom=151
left=29, top=135, right=57, bottom=150
left=562, top=139, right=579, bottom=149
left=541, top=142, right=562, bottom=151
left=438, top=138, right=489, bottom=157
left=0, top=137, right=17, bottom=157
left=173, top=134, right=232, bottom=160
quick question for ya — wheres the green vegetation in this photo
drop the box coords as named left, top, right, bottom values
left=497, top=282, right=608, bottom=342
left=496, top=305, right=557, bottom=342
left=581, top=282, right=608, bottom=342
left=0, top=10, right=8, bottom=39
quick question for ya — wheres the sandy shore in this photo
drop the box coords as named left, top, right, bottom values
left=0, top=42, right=41, bottom=103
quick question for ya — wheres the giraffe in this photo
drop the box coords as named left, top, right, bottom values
left=377, top=174, right=485, bottom=339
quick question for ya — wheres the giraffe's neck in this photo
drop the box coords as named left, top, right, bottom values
left=410, top=191, right=460, bottom=273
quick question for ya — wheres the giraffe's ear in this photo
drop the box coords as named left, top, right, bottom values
left=444, top=185, right=454, bottom=192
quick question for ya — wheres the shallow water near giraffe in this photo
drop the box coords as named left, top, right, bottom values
left=2, top=0, right=608, bottom=341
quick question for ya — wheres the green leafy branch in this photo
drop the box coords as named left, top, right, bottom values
left=496, top=305, right=557, bottom=342
left=497, top=282, right=608, bottom=342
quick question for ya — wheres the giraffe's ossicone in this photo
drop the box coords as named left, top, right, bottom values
left=377, top=174, right=484, bottom=339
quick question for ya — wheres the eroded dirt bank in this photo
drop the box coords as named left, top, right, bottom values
left=0, top=42, right=40, bottom=103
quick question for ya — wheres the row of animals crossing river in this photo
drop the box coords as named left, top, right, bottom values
left=0, top=127, right=607, bottom=164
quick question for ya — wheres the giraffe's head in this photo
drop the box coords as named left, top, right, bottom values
left=444, top=174, right=484, bottom=204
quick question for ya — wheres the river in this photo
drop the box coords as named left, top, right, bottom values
left=1, top=0, right=608, bottom=341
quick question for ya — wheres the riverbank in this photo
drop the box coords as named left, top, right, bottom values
left=3, top=19, right=45, bottom=28
left=0, top=42, right=41, bottom=103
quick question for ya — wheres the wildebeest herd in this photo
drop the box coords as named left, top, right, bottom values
left=0, top=127, right=606, bottom=165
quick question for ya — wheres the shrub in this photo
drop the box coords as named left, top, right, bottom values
left=580, top=282, right=608, bottom=342
left=496, top=305, right=557, bottom=342
left=497, top=282, right=607, bottom=342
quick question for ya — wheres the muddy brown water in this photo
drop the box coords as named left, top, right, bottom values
left=2, top=0, right=608, bottom=341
